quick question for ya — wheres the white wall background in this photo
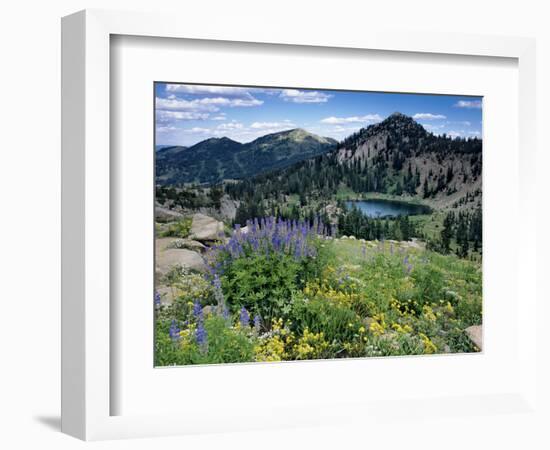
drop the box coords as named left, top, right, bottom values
left=0, top=1, right=547, bottom=449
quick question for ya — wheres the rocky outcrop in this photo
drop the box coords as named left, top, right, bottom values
left=156, top=248, right=207, bottom=276
left=465, top=325, right=483, bottom=350
left=189, top=213, right=225, bottom=242
left=155, top=205, right=183, bottom=222
left=169, top=238, right=206, bottom=252
left=156, top=237, right=207, bottom=276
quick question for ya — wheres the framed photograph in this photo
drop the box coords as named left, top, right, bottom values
left=62, top=9, right=538, bottom=441
left=153, top=82, right=484, bottom=367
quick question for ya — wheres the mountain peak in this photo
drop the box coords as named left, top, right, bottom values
left=286, top=128, right=312, bottom=139
left=203, top=136, right=239, bottom=144
left=377, top=112, right=425, bottom=133
left=385, top=112, right=415, bottom=123
left=284, top=128, right=336, bottom=145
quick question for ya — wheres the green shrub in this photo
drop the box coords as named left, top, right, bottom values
left=155, top=316, right=255, bottom=366
left=221, top=252, right=300, bottom=325
left=291, top=294, right=362, bottom=344
left=197, top=316, right=255, bottom=364
left=159, top=218, right=192, bottom=238
left=411, top=264, right=445, bottom=307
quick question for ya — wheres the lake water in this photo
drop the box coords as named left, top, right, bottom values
left=346, top=199, right=432, bottom=218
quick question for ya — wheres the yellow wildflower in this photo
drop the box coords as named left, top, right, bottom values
left=422, top=305, right=437, bottom=322
left=419, top=333, right=437, bottom=354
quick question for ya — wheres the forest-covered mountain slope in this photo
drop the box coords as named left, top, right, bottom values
left=155, top=128, right=337, bottom=185
left=226, top=113, right=482, bottom=212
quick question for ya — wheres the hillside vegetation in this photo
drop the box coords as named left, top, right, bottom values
left=155, top=218, right=481, bottom=366
left=154, top=113, right=483, bottom=366
left=156, top=128, right=337, bottom=185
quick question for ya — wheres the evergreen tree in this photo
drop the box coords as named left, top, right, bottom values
left=422, top=177, right=430, bottom=198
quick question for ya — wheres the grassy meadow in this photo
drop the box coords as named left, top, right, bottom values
left=155, top=217, right=481, bottom=366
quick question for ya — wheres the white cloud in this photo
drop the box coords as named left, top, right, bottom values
left=447, top=130, right=469, bottom=138
left=183, top=127, right=211, bottom=134
left=156, top=126, right=179, bottom=133
left=250, top=120, right=295, bottom=129
left=330, top=126, right=361, bottom=133
left=156, top=96, right=220, bottom=112
left=421, top=123, right=445, bottom=132
left=216, top=121, right=244, bottom=131
left=227, top=98, right=263, bottom=107
left=166, top=85, right=252, bottom=97
left=454, top=100, right=482, bottom=109
left=413, top=113, right=446, bottom=120
left=193, top=97, right=263, bottom=108
left=320, top=114, right=382, bottom=125
left=189, top=120, right=299, bottom=143
left=155, top=94, right=263, bottom=113
left=279, top=89, right=331, bottom=104
left=211, top=114, right=227, bottom=121
left=156, top=110, right=210, bottom=122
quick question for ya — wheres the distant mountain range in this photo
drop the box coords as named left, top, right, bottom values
left=155, top=128, right=337, bottom=185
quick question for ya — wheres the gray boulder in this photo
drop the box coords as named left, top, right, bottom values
left=155, top=206, right=183, bottom=222
left=156, top=248, right=207, bottom=276
left=156, top=286, right=177, bottom=305
left=170, top=238, right=206, bottom=252
left=189, top=213, right=225, bottom=242
left=465, top=325, right=483, bottom=350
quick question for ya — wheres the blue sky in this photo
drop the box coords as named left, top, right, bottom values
left=155, top=83, right=482, bottom=146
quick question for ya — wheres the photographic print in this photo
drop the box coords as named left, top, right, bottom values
left=154, top=83, right=482, bottom=366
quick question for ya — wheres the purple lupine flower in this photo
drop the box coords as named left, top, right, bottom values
left=362, top=244, right=367, bottom=259
left=336, top=268, right=344, bottom=285
left=239, top=307, right=250, bottom=327
left=169, top=320, right=180, bottom=342
left=195, top=320, right=207, bottom=351
left=222, top=306, right=230, bottom=320
left=405, top=263, right=413, bottom=275
left=294, top=241, right=302, bottom=260
left=154, top=291, right=161, bottom=307
left=253, top=314, right=261, bottom=332
left=272, top=234, right=281, bottom=252
left=193, top=300, right=203, bottom=319
left=403, top=255, right=409, bottom=265
left=213, top=273, right=222, bottom=292
left=212, top=274, right=226, bottom=314
left=317, top=219, right=324, bottom=236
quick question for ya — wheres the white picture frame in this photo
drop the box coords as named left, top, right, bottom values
left=61, top=9, right=538, bottom=441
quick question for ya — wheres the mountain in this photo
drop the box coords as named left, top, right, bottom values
left=155, top=129, right=337, bottom=185
left=226, top=113, right=482, bottom=213
left=335, top=112, right=482, bottom=204
left=156, top=145, right=188, bottom=160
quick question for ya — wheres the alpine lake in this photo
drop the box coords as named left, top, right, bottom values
left=345, top=199, right=432, bottom=218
